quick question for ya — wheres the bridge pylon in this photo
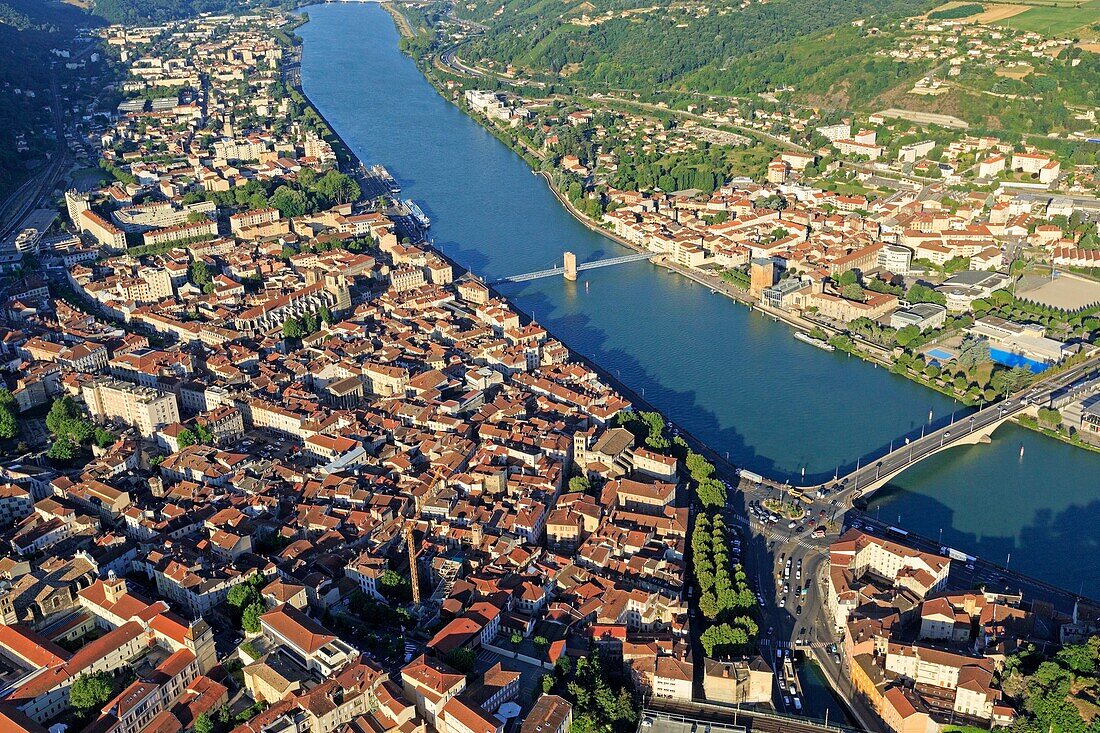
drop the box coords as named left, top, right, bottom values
left=563, top=251, right=578, bottom=281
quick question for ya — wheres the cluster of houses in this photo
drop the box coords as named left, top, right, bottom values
left=0, top=12, right=785, bottom=733
left=825, top=529, right=1099, bottom=733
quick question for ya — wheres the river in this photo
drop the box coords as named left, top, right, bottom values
left=296, top=3, right=1100, bottom=598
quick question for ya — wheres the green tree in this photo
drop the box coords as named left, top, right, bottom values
left=70, top=671, right=113, bottom=711
left=282, top=316, right=303, bottom=339
left=227, top=583, right=261, bottom=611
left=241, top=601, right=264, bottom=633
left=567, top=476, right=591, bottom=493
left=0, top=389, right=18, bottom=440
left=190, top=260, right=212, bottom=290
left=841, top=283, right=866, bottom=302
left=906, top=283, right=947, bottom=306
left=46, top=395, right=81, bottom=436
left=194, top=713, right=215, bottom=733
left=445, top=647, right=475, bottom=673
left=315, top=170, right=361, bottom=205
left=47, top=437, right=77, bottom=462
left=270, top=185, right=307, bottom=218
left=93, top=428, right=116, bottom=448
left=697, top=478, right=726, bottom=509
left=894, top=325, right=920, bottom=348
left=176, top=428, right=197, bottom=449
left=837, top=269, right=858, bottom=286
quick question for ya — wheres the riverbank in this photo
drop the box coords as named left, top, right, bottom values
left=295, top=3, right=1100, bottom=597
left=287, top=9, right=766, bottom=494
left=378, top=7, right=1015, bottom=412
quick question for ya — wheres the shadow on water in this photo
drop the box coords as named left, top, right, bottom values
left=297, top=2, right=1100, bottom=597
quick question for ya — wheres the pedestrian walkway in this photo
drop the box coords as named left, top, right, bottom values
left=729, top=513, right=822, bottom=552
left=758, top=637, right=833, bottom=651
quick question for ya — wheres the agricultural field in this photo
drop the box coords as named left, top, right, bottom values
left=994, top=0, right=1100, bottom=35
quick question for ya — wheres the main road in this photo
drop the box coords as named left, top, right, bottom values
left=820, top=354, right=1100, bottom=503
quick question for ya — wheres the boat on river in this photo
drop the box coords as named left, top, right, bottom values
left=794, top=331, right=835, bottom=352
left=371, top=164, right=401, bottom=193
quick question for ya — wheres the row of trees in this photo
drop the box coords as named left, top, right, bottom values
left=692, top=514, right=758, bottom=655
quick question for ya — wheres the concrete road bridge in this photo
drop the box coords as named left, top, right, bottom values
left=819, top=355, right=1100, bottom=500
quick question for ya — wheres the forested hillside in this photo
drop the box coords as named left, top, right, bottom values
left=458, top=0, right=936, bottom=91
left=90, top=0, right=298, bottom=24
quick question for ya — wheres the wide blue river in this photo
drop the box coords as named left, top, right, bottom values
left=297, top=3, right=1100, bottom=597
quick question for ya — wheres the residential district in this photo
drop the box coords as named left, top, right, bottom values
left=0, top=9, right=1098, bottom=733
left=456, top=81, right=1100, bottom=426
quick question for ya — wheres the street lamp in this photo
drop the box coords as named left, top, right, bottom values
left=969, top=415, right=976, bottom=434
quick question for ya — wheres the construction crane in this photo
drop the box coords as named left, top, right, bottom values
left=404, top=522, right=421, bottom=606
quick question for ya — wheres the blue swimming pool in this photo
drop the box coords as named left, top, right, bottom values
left=989, top=347, right=1050, bottom=373
left=925, top=347, right=955, bottom=361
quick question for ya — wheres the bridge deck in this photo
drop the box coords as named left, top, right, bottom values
left=492, top=251, right=654, bottom=283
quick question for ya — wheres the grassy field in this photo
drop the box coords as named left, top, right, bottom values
left=995, top=0, right=1100, bottom=34
left=987, top=0, right=1099, bottom=6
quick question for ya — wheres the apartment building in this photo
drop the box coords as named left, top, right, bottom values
left=82, top=377, right=180, bottom=437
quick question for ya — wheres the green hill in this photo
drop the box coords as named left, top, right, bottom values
left=458, top=0, right=937, bottom=92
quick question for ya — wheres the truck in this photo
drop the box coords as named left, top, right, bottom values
left=941, top=546, right=970, bottom=562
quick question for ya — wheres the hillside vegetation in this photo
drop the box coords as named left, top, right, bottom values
left=459, top=0, right=937, bottom=91
left=1002, top=636, right=1100, bottom=733
left=90, top=0, right=299, bottom=24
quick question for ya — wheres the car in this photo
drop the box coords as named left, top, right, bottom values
left=829, top=643, right=838, bottom=653
left=789, top=684, right=796, bottom=695
left=794, top=525, right=805, bottom=533
left=807, top=518, right=816, bottom=526
left=776, top=649, right=783, bottom=659
left=796, top=570, right=801, bottom=580
left=966, top=563, right=976, bottom=570
left=767, top=626, right=774, bottom=635
left=796, top=605, right=802, bottom=615
left=783, top=696, right=791, bottom=707
left=793, top=698, right=802, bottom=712
left=788, top=520, right=797, bottom=529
